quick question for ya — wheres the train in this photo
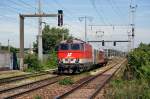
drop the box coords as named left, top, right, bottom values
left=56, top=39, right=107, bottom=73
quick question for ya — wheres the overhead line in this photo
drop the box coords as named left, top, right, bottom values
left=90, top=0, right=109, bottom=25
left=52, top=0, right=80, bottom=21
left=53, top=0, right=73, bottom=17
left=8, top=0, right=33, bottom=12
left=18, top=0, right=37, bottom=11
left=51, top=0, right=86, bottom=32
left=106, top=0, right=124, bottom=23
left=0, top=2, right=37, bottom=28
left=111, top=0, right=125, bottom=16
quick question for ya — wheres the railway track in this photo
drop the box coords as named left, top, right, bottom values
left=0, top=75, right=61, bottom=99
left=0, top=70, right=55, bottom=84
left=56, top=59, right=126, bottom=99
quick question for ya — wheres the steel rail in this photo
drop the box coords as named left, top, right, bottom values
left=88, top=59, right=127, bottom=99
left=4, top=76, right=60, bottom=99
left=55, top=62, right=118, bottom=99
left=0, top=71, right=51, bottom=84
left=0, top=75, right=59, bottom=93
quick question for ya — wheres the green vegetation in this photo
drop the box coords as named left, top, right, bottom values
left=106, top=43, right=150, bottom=98
left=34, top=95, right=42, bottom=99
left=25, top=25, right=73, bottom=72
left=59, top=77, right=74, bottom=85
left=0, top=45, right=19, bottom=52
left=24, top=54, right=42, bottom=72
left=33, top=25, right=72, bottom=53
left=108, top=78, right=150, bottom=98
left=24, top=51, right=58, bottom=72
left=128, top=43, right=150, bottom=80
left=41, top=50, right=58, bottom=70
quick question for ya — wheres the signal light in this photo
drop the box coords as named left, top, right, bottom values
left=102, top=40, right=105, bottom=46
left=58, top=10, right=63, bottom=26
left=114, top=41, right=116, bottom=46
left=132, top=28, right=135, bottom=37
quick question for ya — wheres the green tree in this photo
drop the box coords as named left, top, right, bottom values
left=128, top=43, right=150, bottom=79
left=33, top=25, right=72, bottom=54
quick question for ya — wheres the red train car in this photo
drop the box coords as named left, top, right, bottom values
left=57, top=39, right=106, bottom=73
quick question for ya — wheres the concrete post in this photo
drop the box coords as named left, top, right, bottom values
left=19, top=15, right=24, bottom=70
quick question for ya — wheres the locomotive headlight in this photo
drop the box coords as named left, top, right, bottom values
left=58, top=59, right=63, bottom=63
left=75, top=58, right=79, bottom=63
left=65, top=58, right=68, bottom=61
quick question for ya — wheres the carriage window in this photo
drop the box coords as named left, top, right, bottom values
left=60, top=44, right=69, bottom=50
left=71, top=44, right=80, bottom=50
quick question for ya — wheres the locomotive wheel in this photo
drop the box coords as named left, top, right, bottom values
left=58, top=67, right=64, bottom=74
left=68, top=68, right=73, bottom=74
left=58, top=67, right=61, bottom=74
left=79, top=67, right=84, bottom=72
left=75, top=67, right=80, bottom=74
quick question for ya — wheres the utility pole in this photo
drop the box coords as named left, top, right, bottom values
left=79, top=16, right=92, bottom=42
left=0, top=42, right=1, bottom=50
left=8, top=39, right=10, bottom=52
left=38, top=0, right=43, bottom=61
left=129, top=0, right=137, bottom=51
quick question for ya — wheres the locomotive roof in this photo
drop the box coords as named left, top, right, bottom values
left=60, top=39, right=86, bottom=44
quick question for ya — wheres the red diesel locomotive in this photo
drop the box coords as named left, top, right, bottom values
left=57, top=39, right=107, bottom=73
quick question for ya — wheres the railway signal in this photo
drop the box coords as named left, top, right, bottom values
left=58, top=10, right=63, bottom=26
left=102, top=40, right=105, bottom=46
left=88, top=40, right=130, bottom=47
left=114, top=41, right=116, bottom=46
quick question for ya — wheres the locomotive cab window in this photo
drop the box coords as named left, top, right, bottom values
left=71, top=44, right=80, bottom=50
left=60, top=44, right=69, bottom=50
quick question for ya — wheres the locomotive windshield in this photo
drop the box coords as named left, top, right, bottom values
left=71, top=44, right=80, bottom=50
left=60, top=44, right=69, bottom=50
left=59, top=43, right=81, bottom=50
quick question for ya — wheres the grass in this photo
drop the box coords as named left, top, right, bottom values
left=106, top=78, right=150, bottom=99
left=59, top=77, right=74, bottom=85
left=34, top=95, right=42, bottom=99
left=106, top=43, right=150, bottom=99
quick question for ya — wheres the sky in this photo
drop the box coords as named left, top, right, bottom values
left=0, top=0, right=149, bottom=51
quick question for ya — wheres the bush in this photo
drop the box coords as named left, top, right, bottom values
left=24, top=54, right=43, bottom=72
left=24, top=50, right=58, bottom=72
left=41, top=51, right=57, bottom=69
left=128, top=43, right=150, bottom=80
left=59, top=77, right=74, bottom=85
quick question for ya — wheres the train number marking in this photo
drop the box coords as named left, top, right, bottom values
left=67, top=53, right=72, bottom=57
